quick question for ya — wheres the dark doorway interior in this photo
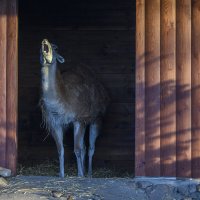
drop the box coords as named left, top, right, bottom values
left=18, top=0, right=135, bottom=176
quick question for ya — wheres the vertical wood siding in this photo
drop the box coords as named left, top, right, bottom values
left=160, top=0, right=176, bottom=177
left=0, top=0, right=18, bottom=174
left=6, top=0, right=18, bottom=175
left=135, top=0, right=145, bottom=176
left=176, top=0, right=191, bottom=178
left=0, top=0, right=7, bottom=168
left=191, top=0, right=200, bottom=178
left=145, top=0, right=161, bottom=176
left=136, top=0, right=200, bottom=178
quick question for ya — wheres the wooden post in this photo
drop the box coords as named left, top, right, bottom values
left=135, top=0, right=145, bottom=176
left=0, top=0, right=7, bottom=168
left=191, top=0, right=200, bottom=178
left=145, top=0, right=161, bottom=176
left=160, top=0, right=176, bottom=176
left=6, top=0, right=18, bottom=175
left=176, top=0, right=191, bottom=178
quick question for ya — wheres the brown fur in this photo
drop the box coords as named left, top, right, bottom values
left=40, top=39, right=110, bottom=177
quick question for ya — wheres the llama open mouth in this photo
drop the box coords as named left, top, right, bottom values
left=43, top=43, right=49, bottom=53
left=42, top=39, right=53, bottom=63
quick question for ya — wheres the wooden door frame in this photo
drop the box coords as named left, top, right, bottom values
left=0, top=0, right=18, bottom=175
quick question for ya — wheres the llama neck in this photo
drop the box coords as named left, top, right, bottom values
left=41, top=62, right=62, bottom=99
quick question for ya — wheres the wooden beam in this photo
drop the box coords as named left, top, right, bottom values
left=176, top=0, right=191, bottom=178
left=135, top=0, right=145, bottom=176
left=145, top=0, right=161, bottom=176
left=0, top=0, right=7, bottom=168
left=191, top=0, right=200, bottom=178
left=160, top=0, right=176, bottom=176
left=6, top=0, right=18, bottom=175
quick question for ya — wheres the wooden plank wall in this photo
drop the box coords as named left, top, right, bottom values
left=0, top=0, right=7, bottom=168
left=176, top=0, right=191, bottom=178
left=135, top=0, right=145, bottom=176
left=6, top=0, right=18, bottom=175
left=145, top=0, right=161, bottom=176
left=160, top=0, right=176, bottom=177
left=192, top=0, right=200, bottom=178
left=18, top=0, right=135, bottom=171
left=0, top=0, right=18, bottom=174
left=136, top=0, right=200, bottom=178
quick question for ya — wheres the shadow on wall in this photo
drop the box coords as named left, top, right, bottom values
left=136, top=52, right=199, bottom=177
left=0, top=121, right=17, bottom=168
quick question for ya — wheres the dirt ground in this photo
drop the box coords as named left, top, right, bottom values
left=1, top=176, right=200, bottom=200
left=0, top=176, right=139, bottom=200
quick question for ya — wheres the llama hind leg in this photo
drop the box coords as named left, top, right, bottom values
left=88, top=119, right=101, bottom=177
left=74, top=122, right=86, bottom=177
left=52, top=127, right=64, bottom=178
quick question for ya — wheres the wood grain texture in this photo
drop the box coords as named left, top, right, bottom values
left=160, top=0, right=176, bottom=177
left=135, top=0, right=145, bottom=176
left=0, top=0, right=7, bottom=168
left=6, top=0, right=18, bottom=175
left=145, top=0, right=161, bottom=176
left=191, top=0, right=200, bottom=178
left=176, top=0, right=191, bottom=178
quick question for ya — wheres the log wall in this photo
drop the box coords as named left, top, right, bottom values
left=136, top=0, right=200, bottom=178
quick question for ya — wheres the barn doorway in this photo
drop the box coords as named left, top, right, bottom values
left=18, top=0, right=135, bottom=177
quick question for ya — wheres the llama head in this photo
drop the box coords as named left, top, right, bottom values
left=40, top=39, right=65, bottom=65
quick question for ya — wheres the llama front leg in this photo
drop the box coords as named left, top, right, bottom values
left=88, top=119, right=101, bottom=177
left=74, top=122, right=86, bottom=177
left=52, top=127, right=64, bottom=178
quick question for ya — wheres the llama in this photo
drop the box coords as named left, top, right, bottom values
left=39, top=39, right=109, bottom=178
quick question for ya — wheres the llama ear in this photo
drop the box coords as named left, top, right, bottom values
left=51, top=43, right=58, bottom=50
left=56, top=54, right=65, bottom=63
